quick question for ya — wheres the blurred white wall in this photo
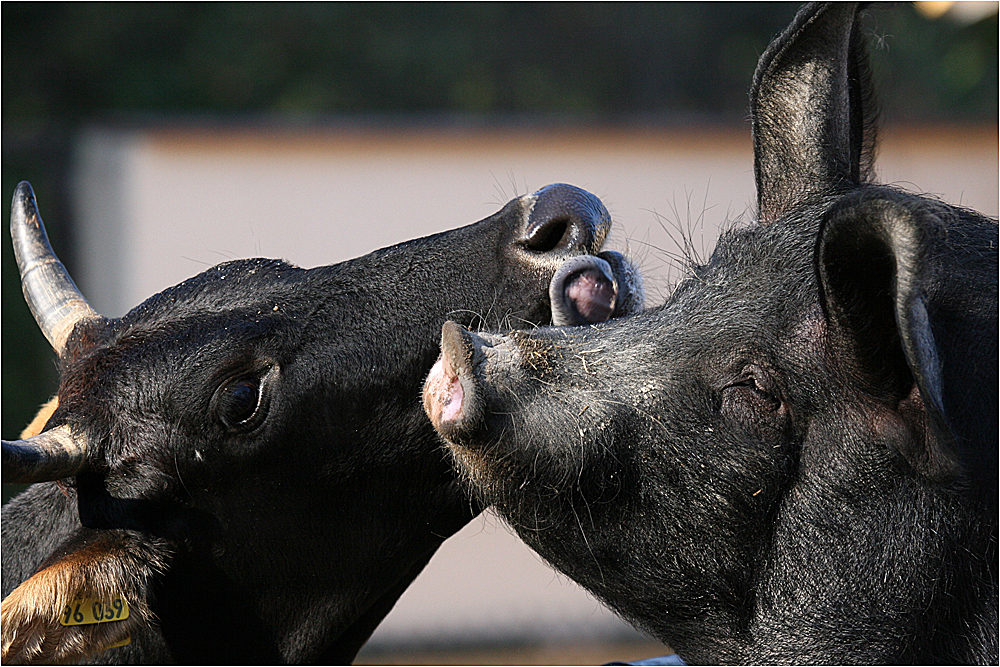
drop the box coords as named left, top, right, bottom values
left=72, top=124, right=999, bottom=320
left=69, top=122, right=998, bottom=647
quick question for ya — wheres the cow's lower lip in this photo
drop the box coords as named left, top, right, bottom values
left=550, top=255, right=618, bottom=326
left=565, top=267, right=616, bottom=323
left=549, top=250, right=644, bottom=326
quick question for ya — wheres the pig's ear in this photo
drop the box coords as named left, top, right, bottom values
left=817, top=189, right=998, bottom=492
left=751, top=2, right=877, bottom=224
left=1, top=530, right=171, bottom=664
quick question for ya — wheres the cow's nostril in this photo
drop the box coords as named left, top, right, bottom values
left=520, top=184, right=611, bottom=256
left=524, top=216, right=571, bottom=253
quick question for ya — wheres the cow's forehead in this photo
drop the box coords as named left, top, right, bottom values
left=119, top=257, right=306, bottom=327
left=57, top=293, right=304, bottom=423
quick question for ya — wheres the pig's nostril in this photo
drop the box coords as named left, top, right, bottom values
left=524, top=216, right=571, bottom=253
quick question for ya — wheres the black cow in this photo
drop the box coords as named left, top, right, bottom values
left=0, top=181, right=644, bottom=664
left=424, top=4, right=998, bottom=664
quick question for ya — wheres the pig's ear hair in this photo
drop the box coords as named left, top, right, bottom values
left=817, top=189, right=998, bottom=493
left=1, top=530, right=171, bottom=664
left=751, top=2, right=878, bottom=224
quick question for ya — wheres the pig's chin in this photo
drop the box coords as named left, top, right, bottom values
left=422, top=323, right=524, bottom=495
left=423, top=357, right=464, bottom=426
left=422, top=361, right=499, bottom=497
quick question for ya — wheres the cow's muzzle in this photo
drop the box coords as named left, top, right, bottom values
left=517, top=183, right=611, bottom=258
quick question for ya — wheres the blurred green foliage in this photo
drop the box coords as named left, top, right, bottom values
left=4, top=3, right=996, bottom=122
left=1, top=2, right=996, bottom=484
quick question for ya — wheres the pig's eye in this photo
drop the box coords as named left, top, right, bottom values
left=213, top=366, right=274, bottom=431
left=724, top=377, right=781, bottom=412
left=720, top=366, right=786, bottom=434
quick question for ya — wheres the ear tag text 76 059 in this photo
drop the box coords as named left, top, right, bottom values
left=59, top=597, right=129, bottom=626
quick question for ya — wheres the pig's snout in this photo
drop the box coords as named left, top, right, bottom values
left=424, top=321, right=484, bottom=440
left=549, top=251, right=645, bottom=326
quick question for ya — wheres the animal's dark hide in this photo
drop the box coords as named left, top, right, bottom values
left=2, top=182, right=643, bottom=663
left=426, top=4, right=998, bottom=664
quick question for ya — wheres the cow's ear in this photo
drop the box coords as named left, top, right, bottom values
left=1, top=530, right=171, bottom=665
left=817, top=190, right=998, bottom=492
left=752, top=2, right=877, bottom=223
left=20, top=397, right=59, bottom=439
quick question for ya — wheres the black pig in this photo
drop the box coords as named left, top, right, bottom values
left=424, top=4, right=998, bottom=664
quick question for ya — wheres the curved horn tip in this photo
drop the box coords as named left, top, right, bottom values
left=9, top=180, right=102, bottom=356
left=11, top=181, right=39, bottom=224
left=14, top=180, right=36, bottom=202
left=11, top=181, right=53, bottom=264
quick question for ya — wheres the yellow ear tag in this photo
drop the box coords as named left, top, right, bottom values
left=59, top=597, right=130, bottom=626
left=104, top=635, right=132, bottom=649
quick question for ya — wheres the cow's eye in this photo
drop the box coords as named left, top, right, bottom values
left=219, top=379, right=259, bottom=425
left=214, top=368, right=273, bottom=431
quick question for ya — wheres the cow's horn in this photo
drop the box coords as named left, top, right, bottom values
left=11, top=181, right=100, bottom=356
left=1, top=425, right=88, bottom=483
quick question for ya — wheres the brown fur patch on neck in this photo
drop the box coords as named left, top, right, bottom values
left=1, top=531, right=171, bottom=665
left=20, top=397, right=59, bottom=439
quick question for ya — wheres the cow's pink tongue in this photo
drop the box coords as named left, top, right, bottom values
left=565, top=268, right=616, bottom=323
